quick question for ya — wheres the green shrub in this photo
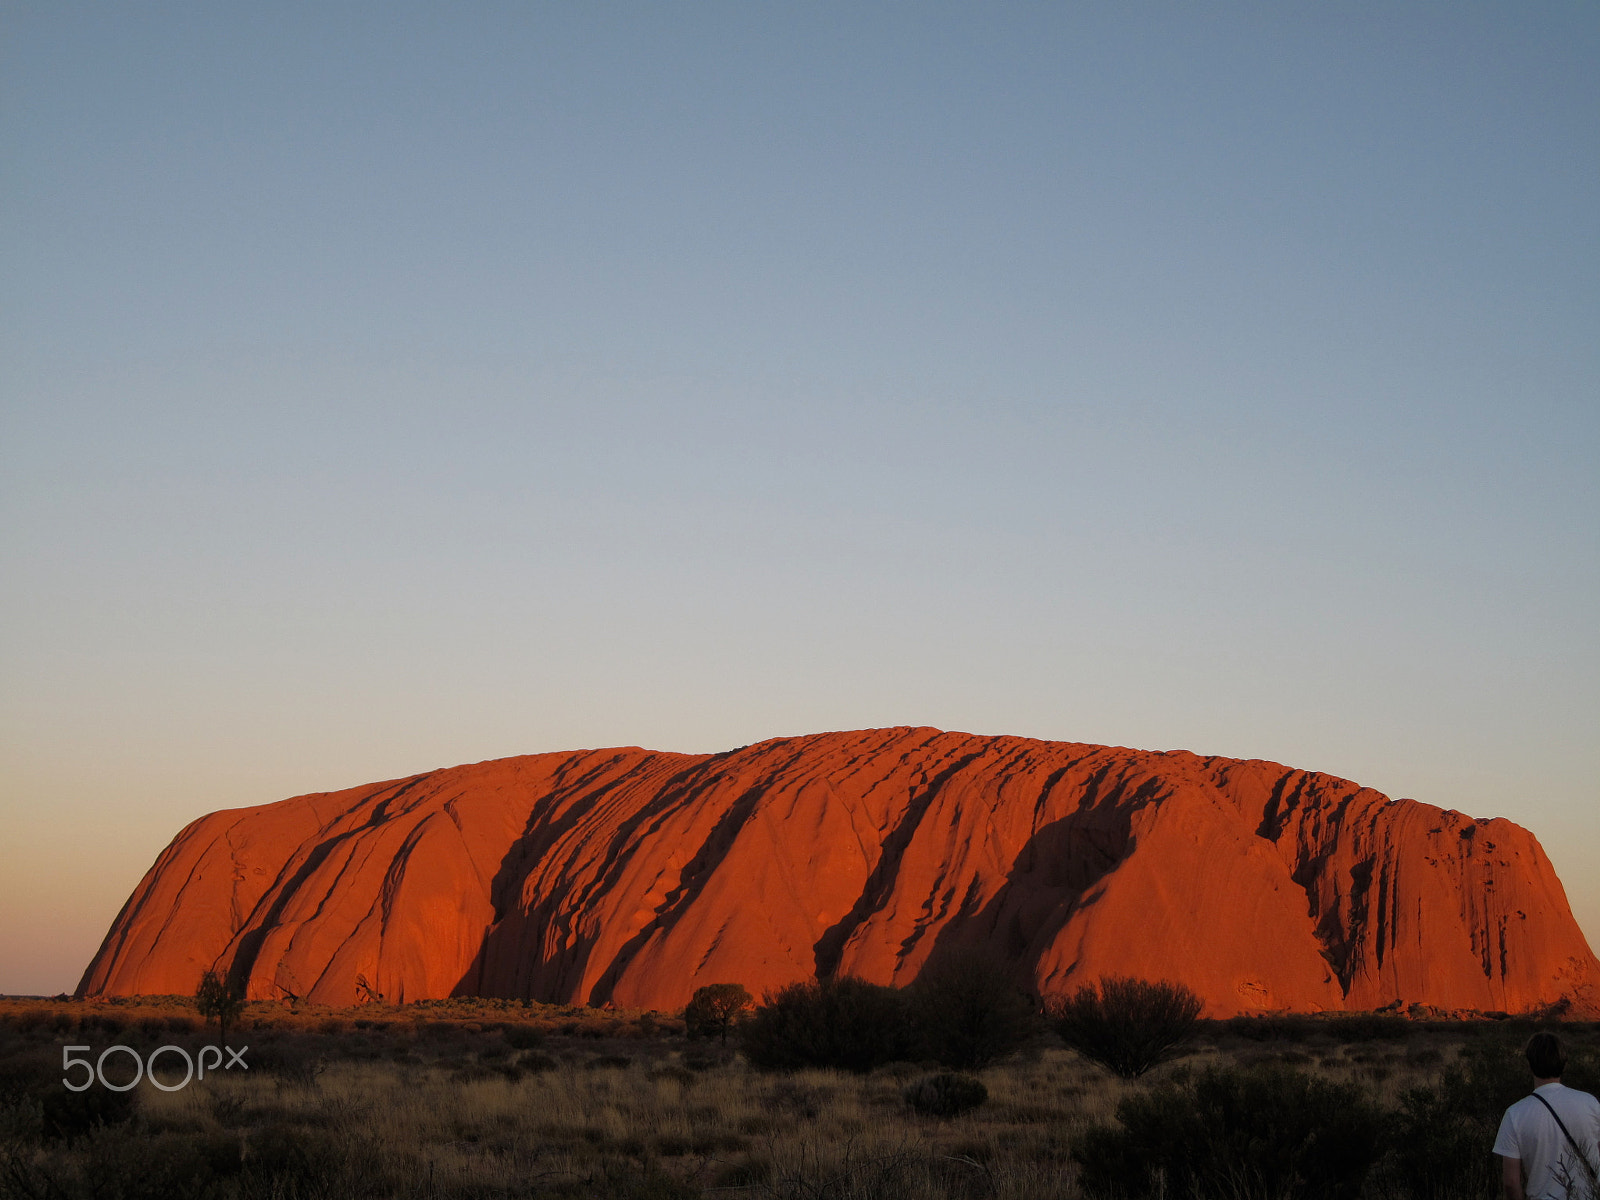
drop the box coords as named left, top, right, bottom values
left=683, top=983, right=753, bottom=1044
left=907, top=948, right=1038, bottom=1069
left=740, top=976, right=914, bottom=1073
left=904, top=1072, right=988, bottom=1117
left=1074, top=1064, right=1383, bottom=1200
left=1049, top=976, right=1202, bottom=1078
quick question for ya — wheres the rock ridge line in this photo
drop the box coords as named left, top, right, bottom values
left=78, top=728, right=1600, bottom=1016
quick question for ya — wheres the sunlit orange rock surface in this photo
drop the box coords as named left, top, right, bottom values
left=79, top=729, right=1600, bottom=1016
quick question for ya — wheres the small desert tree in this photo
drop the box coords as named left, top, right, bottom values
left=907, top=947, right=1039, bottom=1069
left=1048, top=975, right=1202, bottom=1078
left=684, top=983, right=753, bottom=1044
left=195, top=969, right=245, bottom=1045
left=740, top=976, right=915, bottom=1072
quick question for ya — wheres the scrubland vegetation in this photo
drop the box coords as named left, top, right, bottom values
left=0, top=990, right=1596, bottom=1199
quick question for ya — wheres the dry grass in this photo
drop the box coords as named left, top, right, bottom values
left=3, top=997, right=1596, bottom=1199
left=128, top=1044, right=1133, bottom=1196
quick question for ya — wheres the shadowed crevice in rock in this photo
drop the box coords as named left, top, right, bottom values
left=584, top=776, right=773, bottom=1005
left=812, top=748, right=989, bottom=980
left=224, top=833, right=348, bottom=992
left=920, top=765, right=1153, bottom=982
left=459, top=749, right=711, bottom=999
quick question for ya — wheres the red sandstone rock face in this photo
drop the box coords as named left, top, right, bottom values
left=78, top=729, right=1600, bottom=1016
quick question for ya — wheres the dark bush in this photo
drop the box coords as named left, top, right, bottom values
left=907, top=948, right=1038, bottom=1069
left=904, top=1072, right=988, bottom=1117
left=0, top=1048, right=137, bottom=1141
left=0, top=1095, right=44, bottom=1148
left=682, top=1050, right=730, bottom=1072
left=6, top=1009, right=48, bottom=1033
left=740, top=976, right=914, bottom=1073
left=251, top=1041, right=326, bottom=1089
left=504, top=1024, right=546, bottom=1051
left=1325, top=1013, right=1412, bottom=1042
left=1074, top=1064, right=1383, bottom=1200
left=1049, top=976, right=1203, bottom=1078
left=1380, top=1082, right=1497, bottom=1200
left=1221, top=1014, right=1319, bottom=1042
left=41, top=1083, right=137, bottom=1143
left=684, top=983, right=754, bottom=1044
left=86, top=1012, right=129, bottom=1037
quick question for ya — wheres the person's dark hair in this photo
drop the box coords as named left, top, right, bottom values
left=1526, top=1032, right=1566, bottom=1080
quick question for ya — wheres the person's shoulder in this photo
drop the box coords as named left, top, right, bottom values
left=1499, top=1093, right=1543, bottom=1129
left=1543, top=1084, right=1600, bottom=1117
left=1495, top=1097, right=1535, bottom=1157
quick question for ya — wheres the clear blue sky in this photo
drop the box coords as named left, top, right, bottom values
left=3, top=2, right=1596, bottom=995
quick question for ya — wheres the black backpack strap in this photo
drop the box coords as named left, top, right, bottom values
left=1531, top=1092, right=1600, bottom=1190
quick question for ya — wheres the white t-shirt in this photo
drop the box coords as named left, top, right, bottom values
left=1494, top=1082, right=1600, bottom=1200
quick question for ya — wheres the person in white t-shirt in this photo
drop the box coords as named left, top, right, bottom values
left=1494, top=1032, right=1600, bottom=1200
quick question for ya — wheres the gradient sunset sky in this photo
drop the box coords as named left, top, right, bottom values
left=2, top=3, right=1596, bottom=995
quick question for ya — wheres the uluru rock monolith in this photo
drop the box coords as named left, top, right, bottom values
left=79, top=728, right=1600, bottom=1016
